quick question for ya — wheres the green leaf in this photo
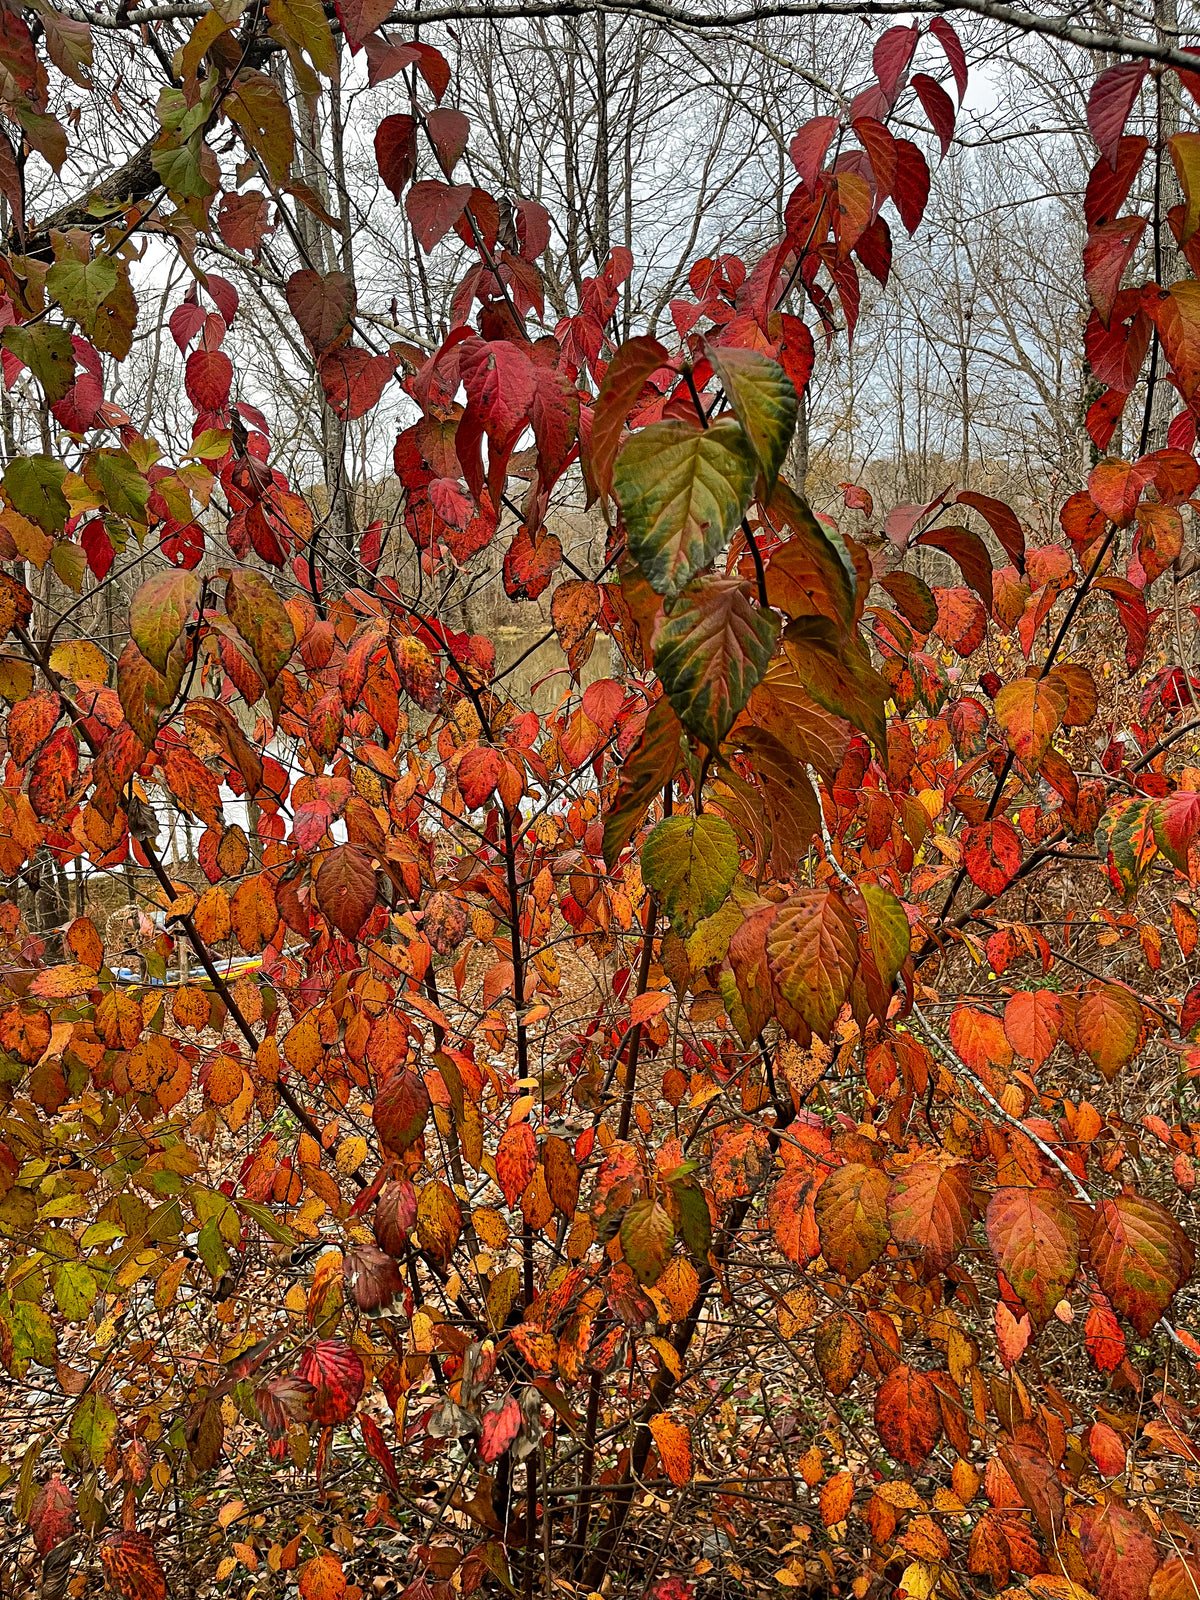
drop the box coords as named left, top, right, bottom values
left=1, top=324, right=76, bottom=405
left=669, top=1175, right=712, bottom=1262
left=766, top=888, right=859, bottom=1039
left=51, top=1260, right=98, bottom=1321
left=152, top=130, right=216, bottom=200
left=653, top=575, right=779, bottom=752
left=781, top=617, right=887, bottom=752
left=70, top=1392, right=117, bottom=1467
left=234, top=1198, right=298, bottom=1247
left=8, top=1299, right=57, bottom=1375
left=620, top=1196, right=674, bottom=1286
left=719, top=965, right=755, bottom=1045
left=130, top=569, right=200, bottom=676
left=226, top=568, right=295, bottom=684
left=46, top=256, right=119, bottom=333
left=706, top=344, right=798, bottom=491
left=615, top=417, right=757, bottom=599
left=51, top=541, right=87, bottom=593
left=684, top=900, right=743, bottom=970
left=601, top=696, right=684, bottom=870
left=197, top=1214, right=231, bottom=1281
left=4, top=456, right=70, bottom=533
left=642, top=813, right=739, bottom=935
left=860, top=882, right=910, bottom=993
left=84, top=448, right=150, bottom=525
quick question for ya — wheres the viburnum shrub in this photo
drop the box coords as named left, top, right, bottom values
left=7, top=5, right=1200, bottom=1599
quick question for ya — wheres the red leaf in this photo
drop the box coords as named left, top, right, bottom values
left=428, top=476, right=474, bottom=530
left=852, top=118, right=897, bottom=200
left=343, top=1244, right=404, bottom=1312
left=986, top=1186, right=1079, bottom=1325
left=285, top=269, right=355, bottom=353
left=1085, top=1292, right=1128, bottom=1372
left=1089, top=456, right=1154, bottom=525
left=458, top=746, right=501, bottom=809
left=588, top=335, right=669, bottom=504
left=886, top=1158, right=973, bottom=1275
left=184, top=348, right=232, bottom=412
left=1154, top=788, right=1200, bottom=867
left=297, top=1340, right=365, bottom=1426
left=1087, top=296, right=1152, bottom=393
left=333, top=0, right=391, bottom=50
left=873, top=23, right=918, bottom=105
left=479, top=1395, right=522, bottom=1463
left=956, top=489, right=1026, bottom=569
left=874, top=1365, right=942, bottom=1466
left=929, top=17, right=968, bottom=100
left=768, top=1165, right=821, bottom=1265
left=217, top=189, right=273, bottom=254
left=1087, top=387, right=1128, bottom=452
left=375, top=113, right=418, bottom=201
left=963, top=817, right=1022, bottom=895
left=360, top=1413, right=401, bottom=1498
left=496, top=1121, right=537, bottom=1206
left=29, top=1475, right=76, bottom=1555
left=406, top=180, right=473, bottom=252
left=1079, top=1500, right=1157, bottom=1600
left=100, top=1532, right=167, bottom=1600
left=914, top=524, right=993, bottom=610
left=912, top=73, right=956, bottom=159
left=1086, top=137, right=1150, bottom=228
left=426, top=107, right=469, bottom=175
left=1085, top=217, right=1147, bottom=328
left=409, top=40, right=450, bottom=101
left=501, top=522, right=562, bottom=602
left=460, top=337, right=538, bottom=439
left=372, top=1068, right=431, bottom=1154
left=319, top=347, right=395, bottom=422
left=789, top=116, right=838, bottom=191
left=169, top=300, right=205, bottom=353
left=204, top=273, right=239, bottom=325
left=516, top=199, right=551, bottom=258
left=1088, top=62, right=1149, bottom=168
left=315, top=844, right=377, bottom=938
left=1090, top=1192, right=1195, bottom=1334
left=1087, top=1421, right=1127, bottom=1477
left=893, top=140, right=930, bottom=235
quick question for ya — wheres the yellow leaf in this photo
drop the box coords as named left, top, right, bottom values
left=898, top=1562, right=938, bottom=1600
left=649, top=1336, right=682, bottom=1378
left=49, top=638, right=108, bottom=683
left=336, top=1134, right=367, bottom=1174
left=876, top=1481, right=926, bottom=1510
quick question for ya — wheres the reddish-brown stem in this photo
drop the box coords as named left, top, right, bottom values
left=581, top=1093, right=798, bottom=1590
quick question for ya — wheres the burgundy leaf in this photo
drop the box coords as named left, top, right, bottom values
left=1088, top=62, right=1149, bottom=168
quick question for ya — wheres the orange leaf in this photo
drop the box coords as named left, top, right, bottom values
left=649, top=1412, right=693, bottom=1485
